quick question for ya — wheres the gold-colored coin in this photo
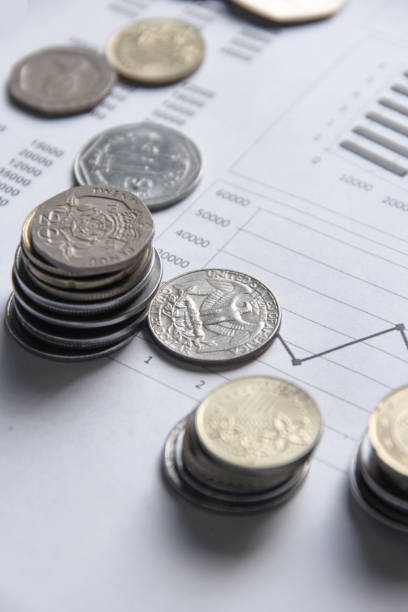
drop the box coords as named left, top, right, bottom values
left=195, top=377, right=322, bottom=471
left=105, top=18, right=205, bottom=84
left=369, top=387, right=408, bottom=478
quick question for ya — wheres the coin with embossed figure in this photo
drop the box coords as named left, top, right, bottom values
left=105, top=18, right=205, bottom=84
left=229, top=0, right=347, bottom=23
left=8, top=46, right=117, bottom=116
left=30, top=186, right=154, bottom=276
left=74, top=122, right=202, bottom=210
left=148, top=268, right=281, bottom=366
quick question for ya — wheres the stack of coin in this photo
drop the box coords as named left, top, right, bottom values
left=5, top=186, right=162, bottom=361
left=350, top=387, right=408, bottom=533
left=163, top=377, right=322, bottom=513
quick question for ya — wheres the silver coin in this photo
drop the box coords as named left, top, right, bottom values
left=5, top=295, right=134, bottom=362
left=358, top=436, right=408, bottom=514
left=163, top=416, right=309, bottom=514
left=12, top=268, right=155, bottom=330
left=350, top=450, right=408, bottom=533
left=21, top=246, right=154, bottom=302
left=8, top=46, right=117, bottom=116
left=148, top=268, right=281, bottom=366
left=13, top=296, right=145, bottom=350
left=30, top=186, right=154, bottom=275
left=13, top=248, right=162, bottom=316
left=21, top=211, right=149, bottom=289
left=74, top=122, right=202, bottom=210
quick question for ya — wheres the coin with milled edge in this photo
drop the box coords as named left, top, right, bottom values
left=148, top=268, right=281, bottom=365
left=5, top=295, right=134, bottom=362
left=8, top=46, right=117, bottom=116
left=30, top=186, right=154, bottom=275
left=106, top=18, right=205, bottom=84
left=229, top=0, right=347, bottom=23
left=74, top=122, right=202, bottom=210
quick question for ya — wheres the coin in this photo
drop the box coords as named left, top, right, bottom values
left=12, top=258, right=160, bottom=329
left=13, top=297, right=146, bottom=350
left=30, top=185, right=154, bottom=276
left=368, top=386, right=408, bottom=481
left=21, top=246, right=154, bottom=302
left=8, top=46, right=117, bottom=116
left=195, top=377, right=322, bottom=471
left=13, top=247, right=162, bottom=316
left=229, top=0, right=347, bottom=23
left=74, top=122, right=202, bottom=210
left=162, top=377, right=321, bottom=513
left=5, top=295, right=134, bottom=362
left=148, top=268, right=281, bottom=366
left=105, top=18, right=205, bottom=84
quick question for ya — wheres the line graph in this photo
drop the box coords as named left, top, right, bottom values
left=278, top=323, right=408, bottom=366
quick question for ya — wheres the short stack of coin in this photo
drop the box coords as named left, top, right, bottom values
left=350, top=387, right=408, bottom=532
left=163, top=377, right=322, bottom=513
left=5, top=185, right=162, bottom=361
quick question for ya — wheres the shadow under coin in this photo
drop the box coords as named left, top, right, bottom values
left=0, top=323, right=112, bottom=415
left=347, top=482, right=408, bottom=582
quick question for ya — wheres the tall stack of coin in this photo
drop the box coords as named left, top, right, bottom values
left=5, top=186, right=162, bottom=361
left=163, top=377, right=322, bottom=513
left=350, top=387, right=408, bottom=532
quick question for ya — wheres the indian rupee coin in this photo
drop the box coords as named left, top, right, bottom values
left=105, top=18, right=205, bottom=84
left=229, top=0, right=347, bottom=23
left=74, top=122, right=202, bottom=210
left=8, top=46, right=117, bottom=116
left=148, top=268, right=281, bottom=366
left=30, top=185, right=154, bottom=275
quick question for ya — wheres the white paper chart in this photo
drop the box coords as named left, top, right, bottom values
left=1, top=1, right=408, bottom=610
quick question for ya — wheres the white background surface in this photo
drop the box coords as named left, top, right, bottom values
left=1, top=0, right=408, bottom=610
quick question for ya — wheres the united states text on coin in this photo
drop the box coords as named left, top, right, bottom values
left=8, top=46, right=117, bottom=116
left=105, top=18, right=205, bottom=84
left=229, top=0, right=347, bottom=23
left=30, top=186, right=154, bottom=276
left=148, top=268, right=281, bottom=365
left=74, top=122, right=202, bottom=210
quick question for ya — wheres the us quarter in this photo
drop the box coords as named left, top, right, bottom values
left=229, top=0, right=347, bottom=23
left=30, top=186, right=154, bottom=275
left=8, top=46, right=117, bottom=116
left=74, top=122, right=202, bottom=210
left=105, top=18, right=205, bottom=84
left=148, top=268, right=281, bottom=366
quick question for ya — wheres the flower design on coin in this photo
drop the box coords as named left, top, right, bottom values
left=266, top=412, right=312, bottom=453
